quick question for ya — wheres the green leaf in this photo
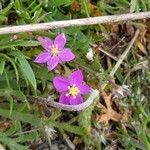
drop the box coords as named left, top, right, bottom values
left=0, top=53, right=19, bottom=82
left=92, top=55, right=100, bottom=72
left=0, top=40, right=39, bottom=50
left=78, top=108, right=92, bottom=131
left=79, top=0, right=90, bottom=17
left=27, top=0, right=36, bottom=10
left=78, top=92, right=98, bottom=135
left=10, top=90, right=30, bottom=109
left=32, top=8, right=43, bottom=23
left=18, top=11, right=31, bottom=21
left=13, top=0, right=23, bottom=10
left=14, top=132, right=39, bottom=142
left=30, top=2, right=43, bottom=14
left=0, top=58, right=5, bottom=75
left=140, top=0, right=147, bottom=11
left=5, top=94, right=14, bottom=117
left=10, top=51, right=37, bottom=91
left=147, top=0, right=150, bottom=9
left=0, top=1, right=14, bottom=15
left=0, top=15, right=7, bottom=23
left=50, top=0, right=72, bottom=7
left=0, top=107, right=41, bottom=127
left=48, top=109, right=61, bottom=121
left=130, top=0, right=139, bottom=12
left=48, top=120, right=84, bottom=135
left=5, top=121, right=21, bottom=136
left=139, top=115, right=150, bottom=150
left=0, top=133, right=28, bottom=150
left=61, top=123, right=84, bottom=135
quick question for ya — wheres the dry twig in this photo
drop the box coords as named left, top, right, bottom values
left=101, top=30, right=140, bottom=89
left=28, top=89, right=99, bottom=111
left=109, top=29, right=140, bottom=77
left=91, top=43, right=119, bottom=62
left=0, top=12, right=150, bottom=35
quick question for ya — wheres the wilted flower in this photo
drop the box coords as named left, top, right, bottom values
left=34, top=33, right=75, bottom=71
left=53, top=70, right=90, bottom=105
left=86, top=47, right=94, bottom=61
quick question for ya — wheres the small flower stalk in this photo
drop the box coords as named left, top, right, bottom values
left=53, top=70, right=90, bottom=105
left=34, top=33, right=75, bottom=71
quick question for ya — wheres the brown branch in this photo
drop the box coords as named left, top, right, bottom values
left=0, top=12, right=150, bottom=35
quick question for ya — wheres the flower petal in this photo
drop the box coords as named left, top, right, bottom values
left=69, top=70, right=83, bottom=86
left=47, top=56, right=59, bottom=71
left=54, top=33, right=66, bottom=50
left=78, top=84, right=90, bottom=95
left=34, top=52, right=51, bottom=63
left=69, top=94, right=83, bottom=105
left=59, top=93, right=70, bottom=104
left=38, top=36, right=53, bottom=52
left=58, top=48, right=75, bottom=62
left=53, top=76, right=69, bottom=92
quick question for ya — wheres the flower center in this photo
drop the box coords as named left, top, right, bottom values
left=51, top=45, right=58, bottom=56
left=66, top=84, right=80, bottom=99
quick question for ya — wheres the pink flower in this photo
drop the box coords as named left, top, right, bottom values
left=34, top=33, right=75, bottom=71
left=53, top=70, right=90, bottom=105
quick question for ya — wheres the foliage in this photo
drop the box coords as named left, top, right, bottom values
left=0, top=0, right=150, bottom=149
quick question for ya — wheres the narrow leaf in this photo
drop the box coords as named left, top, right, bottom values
left=0, top=58, right=5, bottom=75
left=10, top=51, right=37, bottom=91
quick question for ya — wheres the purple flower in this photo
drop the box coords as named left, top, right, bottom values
left=53, top=70, right=90, bottom=105
left=34, top=33, right=75, bottom=71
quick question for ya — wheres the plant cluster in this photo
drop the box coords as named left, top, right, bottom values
left=0, top=0, right=150, bottom=150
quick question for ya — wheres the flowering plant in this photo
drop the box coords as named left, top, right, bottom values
left=34, top=33, right=75, bottom=71
left=53, top=70, right=90, bottom=105
left=35, top=33, right=91, bottom=105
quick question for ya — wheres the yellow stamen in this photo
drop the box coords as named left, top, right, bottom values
left=66, top=85, right=80, bottom=98
left=51, top=45, right=58, bottom=56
